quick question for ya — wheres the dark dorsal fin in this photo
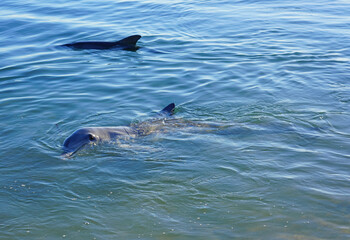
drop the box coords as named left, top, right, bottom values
left=160, top=103, right=175, bottom=116
left=117, top=35, right=141, bottom=46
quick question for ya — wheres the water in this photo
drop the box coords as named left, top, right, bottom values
left=1, top=0, right=349, bottom=239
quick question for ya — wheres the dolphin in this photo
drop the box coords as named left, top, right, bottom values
left=62, top=103, right=175, bottom=157
left=61, top=35, right=141, bottom=51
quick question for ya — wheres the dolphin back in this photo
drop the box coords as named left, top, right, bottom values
left=61, top=35, right=141, bottom=50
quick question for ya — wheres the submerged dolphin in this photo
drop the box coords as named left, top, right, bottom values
left=61, top=35, right=141, bottom=51
left=62, top=103, right=175, bottom=157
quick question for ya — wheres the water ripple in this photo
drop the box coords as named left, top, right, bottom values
left=1, top=0, right=350, bottom=239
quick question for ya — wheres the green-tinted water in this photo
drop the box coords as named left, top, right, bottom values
left=1, top=0, right=349, bottom=239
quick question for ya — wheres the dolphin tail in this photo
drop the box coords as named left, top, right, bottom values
left=117, top=35, right=142, bottom=46
left=160, top=103, right=175, bottom=116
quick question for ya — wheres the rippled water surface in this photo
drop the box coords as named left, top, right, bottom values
left=1, top=0, right=350, bottom=239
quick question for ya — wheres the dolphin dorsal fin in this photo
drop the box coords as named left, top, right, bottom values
left=160, top=103, right=175, bottom=116
left=117, top=35, right=142, bottom=46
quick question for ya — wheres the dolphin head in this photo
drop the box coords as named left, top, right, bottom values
left=62, top=128, right=99, bottom=157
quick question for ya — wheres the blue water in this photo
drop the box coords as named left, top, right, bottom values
left=1, top=0, right=350, bottom=239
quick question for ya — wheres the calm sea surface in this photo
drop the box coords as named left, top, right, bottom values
left=1, top=0, right=349, bottom=239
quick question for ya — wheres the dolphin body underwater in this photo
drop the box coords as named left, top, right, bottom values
left=62, top=103, right=178, bottom=157
left=61, top=35, right=141, bottom=51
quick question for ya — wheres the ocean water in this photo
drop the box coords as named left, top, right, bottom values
left=1, top=0, right=349, bottom=239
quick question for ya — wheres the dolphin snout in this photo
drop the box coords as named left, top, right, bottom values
left=61, top=150, right=74, bottom=158
left=61, top=147, right=77, bottom=158
left=61, top=142, right=88, bottom=158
